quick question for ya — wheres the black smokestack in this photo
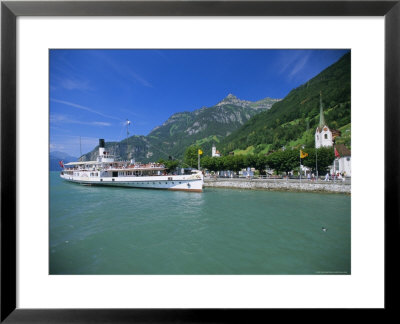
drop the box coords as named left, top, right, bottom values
left=99, top=139, right=105, bottom=148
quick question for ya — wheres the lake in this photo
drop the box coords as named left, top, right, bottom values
left=50, top=171, right=350, bottom=274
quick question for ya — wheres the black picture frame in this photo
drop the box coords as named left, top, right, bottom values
left=1, top=0, right=399, bottom=322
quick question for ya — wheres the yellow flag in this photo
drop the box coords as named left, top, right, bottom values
left=300, top=150, right=308, bottom=158
left=198, top=149, right=203, bottom=155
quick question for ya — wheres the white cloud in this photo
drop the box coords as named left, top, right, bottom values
left=278, top=51, right=311, bottom=80
left=288, top=52, right=311, bottom=79
left=49, top=143, right=61, bottom=150
left=92, top=121, right=112, bottom=127
left=50, top=114, right=112, bottom=127
left=51, top=98, right=121, bottom=121
left=127, top=70, right=153, bottom=88
left=94, top=52, right=153, bottom=88
left=59, top=78, right=93, bottom=91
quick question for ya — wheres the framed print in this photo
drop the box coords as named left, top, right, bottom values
left=1, top=0, right=399, bottom=322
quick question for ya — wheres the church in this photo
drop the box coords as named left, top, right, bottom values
left=315, top=93, right=351, bottom=176
left=212, top=144, right=221, bottom=157
left=315, top=93, right=341, bottom=148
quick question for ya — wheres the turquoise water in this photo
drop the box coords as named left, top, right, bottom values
left=49, top=172, right=350, bottom=274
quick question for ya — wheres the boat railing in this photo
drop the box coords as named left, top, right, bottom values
left=64, top=163, right=166, bottom=172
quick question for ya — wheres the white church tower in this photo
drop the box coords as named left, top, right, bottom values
left=212, top=144, right=221, bottom=157
left=315, top=92, right=333, bottom=148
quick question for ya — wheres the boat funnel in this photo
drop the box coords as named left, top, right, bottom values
left=99, top=139, right=105, bottom=156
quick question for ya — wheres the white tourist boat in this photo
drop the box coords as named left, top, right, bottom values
left=60, top=139, right=204, bottom=192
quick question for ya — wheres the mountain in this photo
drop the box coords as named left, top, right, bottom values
left=49, top=151, right=78, bottom=171
left=80, top=95, right=281, bottom=162
left=219, top=52, right=351, bottom=155
left=216, top=93, right=280, bottom=109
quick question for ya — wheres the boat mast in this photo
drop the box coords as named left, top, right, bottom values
left=126, top=119, right=130, bottom=138
left=126, top=119, right=131, bottom=161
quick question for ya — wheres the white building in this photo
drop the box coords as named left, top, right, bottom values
left=315, top=126, right=333, bottom=148
left=212, top=144, right=221, bottom=157
left=331, top=144, right=351, bottom=177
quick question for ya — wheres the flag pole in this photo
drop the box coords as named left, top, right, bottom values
left=333, top=157, right=336, bottom=183
left=316, top=148, right=318, bottom=180
left=299, top=151, right=301, bottom=183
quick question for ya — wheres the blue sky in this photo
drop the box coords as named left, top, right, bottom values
left=50, top=49, right=349, bottom=157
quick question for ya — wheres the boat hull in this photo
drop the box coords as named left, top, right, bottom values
left=60, top=173, right=203, bottom=192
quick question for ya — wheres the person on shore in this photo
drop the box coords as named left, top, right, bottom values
left=342, top=172, right=346, bottom=182
left=325, top=172, right=330, bottom=181
left=307, top=173, right=311, bottom=181
left=311, top=173, right=315, bottom=181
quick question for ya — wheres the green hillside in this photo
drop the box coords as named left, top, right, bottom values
left=145, top=104, right=264, bottom=161
left=220, top=52, right=351, bottom=154
left=81, top=96, right=280, bottom=162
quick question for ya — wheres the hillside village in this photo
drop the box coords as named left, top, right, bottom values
left=205, top=92, right=350, bottom=179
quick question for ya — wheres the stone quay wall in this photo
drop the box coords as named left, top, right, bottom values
left=204, top=178, right=351, bottom=194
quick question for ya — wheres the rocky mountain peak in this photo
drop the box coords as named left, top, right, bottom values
left=216, top=93, right=281, bottom=110
left=216, top=93, right=250, bottom=108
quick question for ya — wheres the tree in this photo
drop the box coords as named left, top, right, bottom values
left=254, top=155, right=267, bottom=174
left=302, top=147, right=335, bottom=174
left=183, top=145, right=201, bottom=168
left=245, top=154, right=258, bottom=169
left=222, top=155, right=246, bottom=172
left=265, top=149, right=298, bottom=174
left=157, top=158, right=180, bottom=173
left=200, top=155, right=213, bottom=170
left=234, top=155, right=247, bottom=171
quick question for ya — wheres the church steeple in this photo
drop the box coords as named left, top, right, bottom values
left=319, top=91, right=326, bottom=128
left=315, top=91, right=333, bottom=149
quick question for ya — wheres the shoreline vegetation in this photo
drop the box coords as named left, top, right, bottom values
left=204, top=178, right=351, bottom=194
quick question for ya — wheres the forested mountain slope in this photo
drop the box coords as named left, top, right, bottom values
left=219, top=52, right=351, bottom=155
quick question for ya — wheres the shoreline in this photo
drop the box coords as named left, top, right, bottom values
left=204, top=178, right=351, bottom=194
